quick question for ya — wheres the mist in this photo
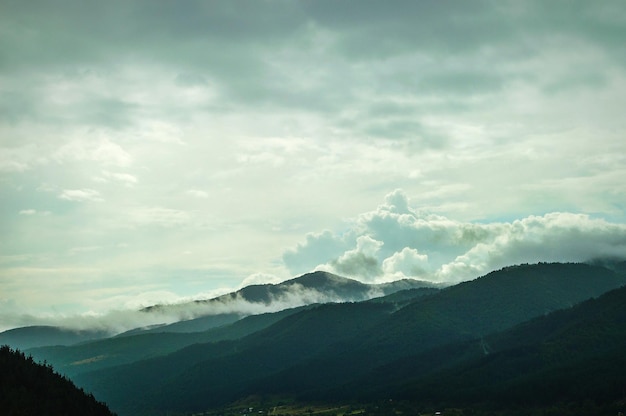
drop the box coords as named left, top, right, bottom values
left=0, top=280, right=390, bottom=334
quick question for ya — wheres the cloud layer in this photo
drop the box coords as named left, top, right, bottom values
left=1, top=0, right=625, bottom=325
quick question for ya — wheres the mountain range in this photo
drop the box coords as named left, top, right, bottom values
left=3, top=271, right=436, bottom=374
left=2, top=262, right=626, bottom=416
left=0, top=271, right=435, bottom=351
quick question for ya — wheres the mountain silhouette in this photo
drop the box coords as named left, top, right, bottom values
left=0, top=345, right=115, bottom=416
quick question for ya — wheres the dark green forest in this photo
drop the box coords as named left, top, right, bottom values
left=0, top=345, right=115, bottom=416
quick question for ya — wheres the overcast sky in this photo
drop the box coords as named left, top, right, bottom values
left=1, top=0, right=626, bottom=329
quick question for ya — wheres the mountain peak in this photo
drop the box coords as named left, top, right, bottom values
left=286, top=270, right=368, bottom=289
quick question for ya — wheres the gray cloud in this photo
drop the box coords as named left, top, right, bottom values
left=1, top=0, right=625, bottom=324
left=3, top=0, right=619, bottom=117
left=328, top=236, right=383, bottom=281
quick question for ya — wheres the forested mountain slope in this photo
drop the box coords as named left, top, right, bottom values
left=74, top=263, right=625, bottom=416
left=0, top=345, right=115, bottom=416
left=28, top=287, right=439, bottom=378
left=385, top=282, right=626, bottom=412
left=27, top=306, right=310, bottom=376
left=275, top=283, right=626, bottom=414
left=239, top=262, right=626, bottom=398
left=76, top=301, right=397, bottom=416
left=360, top=262, right=624, bottom=359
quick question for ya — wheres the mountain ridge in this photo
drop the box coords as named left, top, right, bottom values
left=142, top=270, right=436, bottom=312
left=23, top=275, right=437, bottom=377
left=1, top=271, right=434, bottom=350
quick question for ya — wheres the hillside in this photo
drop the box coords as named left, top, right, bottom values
left=0, top=326, right=110, bottom=351
left=74, top=301, right=398, bottom=416
left=27, top=306, right=310, bottom=376
left=0, top=345, right=115, bottom=416
left=383, top=283, right=626, bottom=413
left=236, top=262, right=626, bottom=398
left=204, top=283, right=626, bottom=416
left=72, top=262, right=625, bottom=416
left=360, top=262, right=625, bottom=359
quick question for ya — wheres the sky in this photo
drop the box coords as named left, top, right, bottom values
left=1, top=0, right=626, bottom=331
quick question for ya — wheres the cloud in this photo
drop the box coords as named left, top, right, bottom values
left=283, top=230, right=352, bottom=275
left=18, top=209, right=51, bottom=217
left=0, top=144, right=46, bottom=172
left=362, top=119, right=450, bottom=150
left=286, top=190, right=626, bottom=284
left=326, top=235, right=384, bottom=281
left=95, top=170, right=138, bottom=187
left=68, top=246, right=101, bottom=255
left=59, top=189, right=103, bottom=203
left=437, top=213, right=626, bottom=282
left=53, top=137, right=132, bottom=168
left=382, top=247, right=430, bottom=279
left=238, top=273, right=283, bottom=288
left=0, top=159, right=29, bottom=173
left=127, top=207, right=191, bottom=228
left=186, top=189, right=209, bottom=199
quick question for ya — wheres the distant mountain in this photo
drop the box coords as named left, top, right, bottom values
left=2, top=272, right=433, bottom=354
left=122, top=313, right=243, bottom=335
left=27, top=284, right=439, bottom=378
left=145, top=279, right=437, bottom=334
left=216, top=271, right=433, bottom=303
left=0, top=345, right=114, bottom=416
left=27, top=306, right=311, bottom=377
left=143, top=271, right=435, bottom=314
left=0, top=326, right=110, bottom=351
left=72, top=262, right=625, bottom=416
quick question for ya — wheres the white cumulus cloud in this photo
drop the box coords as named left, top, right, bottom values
left=287, top=190, right=626, bottom=284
